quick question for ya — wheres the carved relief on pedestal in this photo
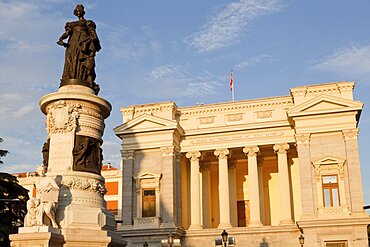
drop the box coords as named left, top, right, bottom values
left=46, top=100, right=81, bottom=134
left=58, top=177, right=107, bottom=195
left=72, top=135, right=102, bottom=175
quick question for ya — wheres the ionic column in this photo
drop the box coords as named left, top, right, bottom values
left=273, top=143, right=293, bottom=225
left=228, top=161, right=238, bottom=227
left=186, top=151, right=202, bottom=229
left=243, top=146, right=262, bottom=227
left=214, top=148, right=232, bottom=229
left=200, top=164, right=212, bottom=228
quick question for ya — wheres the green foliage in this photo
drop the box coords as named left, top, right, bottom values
left=0, top=138, right=29, bottom=246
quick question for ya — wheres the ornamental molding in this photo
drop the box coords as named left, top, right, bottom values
left=198, top=116, right=215, bottom=125
left=243, top=146, right=260, bottom=157
left=342, top=129, right=359, bottom=140
left=226, top=113, right=243, bottom=122
left=295, top=133, right=310, bottom=144
left=161, top=146, right=180, bottom=157
left=58, top=177, right=106, bottom=195
left=214, top=148, right=230, bottom=159
left=312, top=156, right=346, bottom=181
left=186, top=151, right=201, bottom=162
left=273, top=143, right=290, bottom=154
left=121, top=150, right=135, bottom=160
left=179, top=97, right=293, bottom=117
left=46, top=100, right=81, bottom=134
left=256, top=110, right=272, bottom=119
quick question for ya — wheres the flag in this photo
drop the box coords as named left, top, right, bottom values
left=229, top=70, right=233, bottom=91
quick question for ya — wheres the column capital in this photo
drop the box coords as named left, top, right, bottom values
left=243, top=146, right=260, bottom=157
left=161, top=146, right=179, bottom=157
left=214, top=148, right=230, bottom=159
left=295, top=133, right=310, bottom=144
left=186, top=151, right=201, bottom=162
left=273, top=143, right=290, bottom=154
left=342, top=128, right=359, bottom=140
left=121, top=150, right=135, bottom=160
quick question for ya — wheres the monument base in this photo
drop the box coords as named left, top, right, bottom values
left=10, top=226, right=64, bottom=247
left=10, top=226, right=126, bottom=247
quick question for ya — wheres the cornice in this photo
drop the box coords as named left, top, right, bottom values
left=179, top=96, right=293, bottom=117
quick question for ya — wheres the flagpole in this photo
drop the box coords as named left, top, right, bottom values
left=230, top=70, right=235, bottom=101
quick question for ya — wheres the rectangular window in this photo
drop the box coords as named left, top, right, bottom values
left=322, top=175, right=340, bottom=207
left=325, top=240, right=347, bottom=247
left=142, top=189, right=156, bottom=217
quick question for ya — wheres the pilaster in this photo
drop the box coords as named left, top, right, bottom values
left=120, top=150, right=135, bottom=229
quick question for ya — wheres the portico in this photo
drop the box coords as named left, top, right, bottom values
left=114, top=81, right=370, bottom=247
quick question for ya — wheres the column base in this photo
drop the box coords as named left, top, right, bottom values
left=218, top=223, right=232, bottom=229
left=279, top=219, right=294, bottom=225
left=188, top=224, right=203, bottom=230
left=248, top=221, right=263, bottom=227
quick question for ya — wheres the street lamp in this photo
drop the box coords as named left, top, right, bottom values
left=221, top=230, right=228, bottom=247
left=299, top=234, right=304, bottom=247
left=168, top=233, right=174, bottom=247
left=143, top=242, right=148, bottom=247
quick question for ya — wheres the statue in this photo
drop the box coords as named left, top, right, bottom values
left=24, top=166, right=59, bottom=228
left=57, top=4, right=101, bottom=94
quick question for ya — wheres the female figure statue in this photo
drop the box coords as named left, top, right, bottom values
left=57, top=4, right=101, bottom=94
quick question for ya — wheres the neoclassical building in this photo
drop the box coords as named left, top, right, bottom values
left=112, top=81, right=369, bottom=247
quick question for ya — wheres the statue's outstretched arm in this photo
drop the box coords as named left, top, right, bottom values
left=57, top=25, right=71, bottom=47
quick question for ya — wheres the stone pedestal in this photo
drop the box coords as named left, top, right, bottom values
left=10, top=226, right=64, bottom=247
left=11, top=85, right=126, bottom=247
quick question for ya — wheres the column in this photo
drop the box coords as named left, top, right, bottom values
left=121, top=150, right=134, bottom=229
left=200, top=164, right=212, bottom=228
left=214, top=148, right=232, bottom=229
left=228, top=161, right=238, bottom=227
left=273, top=143, right=293, bottom=225
left=186, top=151, right=202, bottom=229
left=243, top=146, right=262, bottom=227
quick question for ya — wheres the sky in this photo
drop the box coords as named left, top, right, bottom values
left=0, top=0, right=369, bottom=206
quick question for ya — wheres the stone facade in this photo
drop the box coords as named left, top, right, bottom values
left=114, top=82, right=370, bottom=247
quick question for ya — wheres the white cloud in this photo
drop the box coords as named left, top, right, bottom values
left=130, top=65, right=222, bottom=100
left=184, top=0, right=283, bottom=52
left=236, top=54, right=273, bottom=69
left=312, top=45, right=370, bottom=77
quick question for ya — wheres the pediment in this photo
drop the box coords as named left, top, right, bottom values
left=114, top=113, right=179, bottom=134
left=135, top=171, right=161, bottom=180
left=312, top=155, right=346, bottom=166
left=288, top=95, right=363, bottom=117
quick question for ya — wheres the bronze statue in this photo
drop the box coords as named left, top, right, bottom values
left=57, top=4, right=101, bottom=94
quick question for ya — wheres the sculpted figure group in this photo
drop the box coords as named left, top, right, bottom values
left=24, top=166, right=59, bottom=228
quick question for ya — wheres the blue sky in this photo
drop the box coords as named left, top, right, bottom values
left=0, top=0, right=369, bottom=206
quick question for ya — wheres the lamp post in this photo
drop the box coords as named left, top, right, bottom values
left=143, top=242, right=148, bottom=247
left=299, top=234, right=304, bottom=247
left=221, top=230, right=228, bottom=247
left=168, top=233, right=174, bottom=247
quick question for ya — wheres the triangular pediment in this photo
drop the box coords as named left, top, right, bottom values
left=312, top=155, right=346, bottom=165
left=135, top=171, right=161, bottom=180
left=288, top=95, right=363, bottom=117
left=114, top=113, right=180, bottom=134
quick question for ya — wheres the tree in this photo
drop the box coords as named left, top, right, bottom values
left=0, top=138, right=29, bottom=247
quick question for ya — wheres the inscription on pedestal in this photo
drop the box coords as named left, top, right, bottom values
left=49, top=133, right=74, bottom=172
